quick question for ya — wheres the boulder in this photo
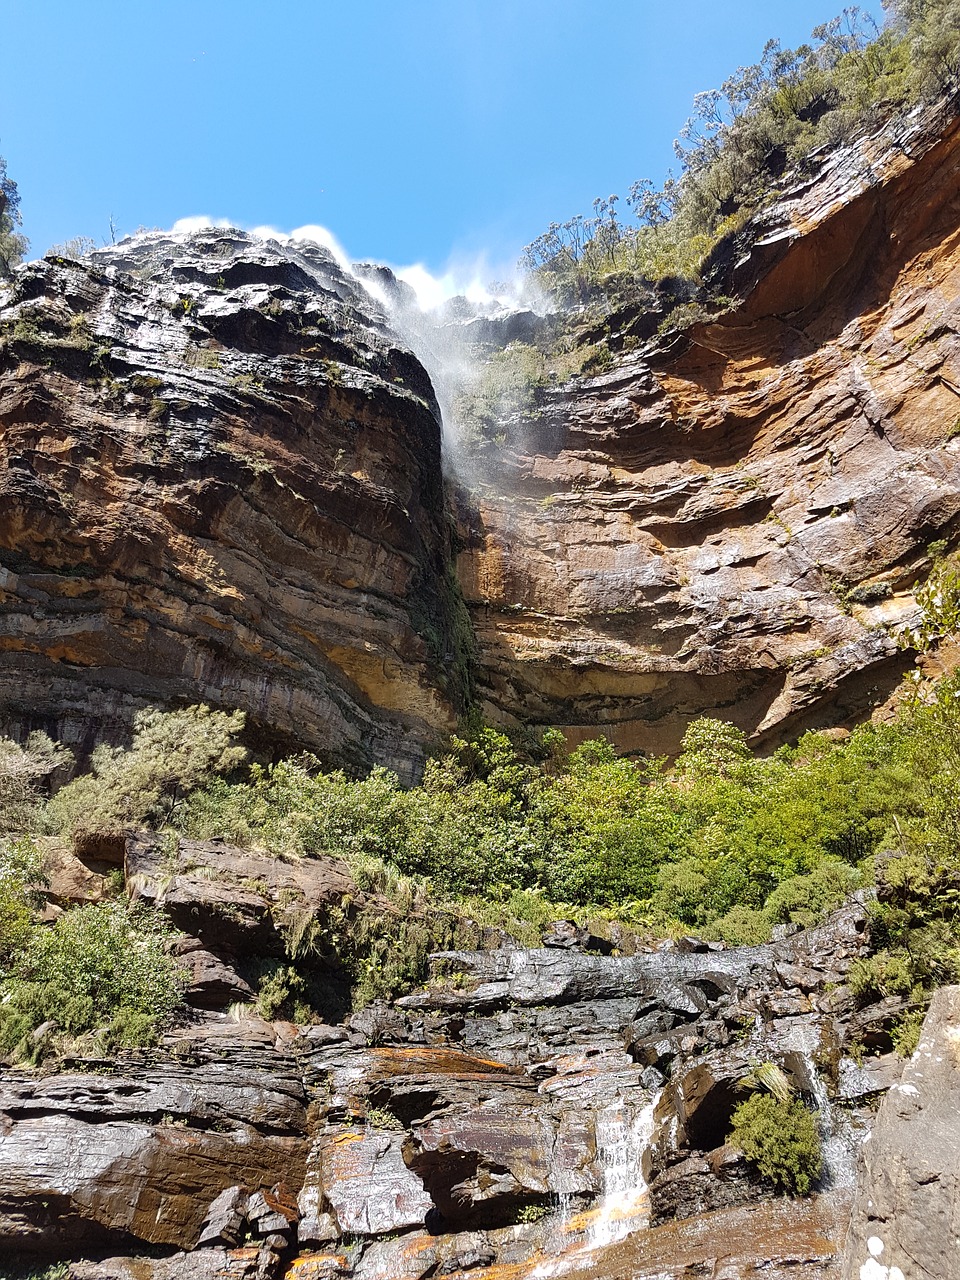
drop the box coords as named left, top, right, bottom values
left=841, top=985, right=960, bottom=1280
left=0, top=1034, right=307, bottom=1250
left=300, top=1127, right=432, bottom=1238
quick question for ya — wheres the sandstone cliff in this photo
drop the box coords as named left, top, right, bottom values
left=457, top=98, right=960, bottom=754
left=1, top=100, right=960, bottom=768
left=0, top=231, right=465, bottom=778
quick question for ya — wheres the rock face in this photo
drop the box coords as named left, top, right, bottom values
left=0, top=229, right=464, bottom=778
left=0, top=1026, right=307, bottom=1251
left=457, top=99, right=960, bottom=753
left=0, top=840, right=905, bottom=1279
left=2, top=104, right=960, bottom=768
left=3, top=88, right=960, bottom=1280
left=841, top=984, right=960, bottom=1280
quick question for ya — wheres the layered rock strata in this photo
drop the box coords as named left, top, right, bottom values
left=457, top=99, right=960, bottom=753
left=1, top=102, right=960, bottom=769
left=0, top=231, right=463, bottom=778
left=0, top=833, right=908, bottom=1279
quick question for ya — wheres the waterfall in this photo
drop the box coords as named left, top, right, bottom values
left=348, top=257, right=546, bottom=485
left=530, top=1092, right=657, bottom=1279
left=805, top=1057, right=859, bottom=1189
left=587, top=1097, right=657, bottom=1249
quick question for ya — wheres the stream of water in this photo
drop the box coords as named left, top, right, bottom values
left=532, top=1093, right=657, bottom=1278
left=805, top=1056, right=860, bottom=1189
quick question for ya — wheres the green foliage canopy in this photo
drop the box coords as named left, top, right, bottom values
left=0, top=901, right=183, bottom=1060
left=46, top=704, right=247, bottom=844
left=0, top=152, right=27, bottom=277
left=522, top=1, right=960, bottom=305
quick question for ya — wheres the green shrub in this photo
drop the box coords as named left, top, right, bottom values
left=530, top=739, right=685, bottom=904
left=137, top=682, right=960, bottom=991
left=848, top=948, right=915, bottom=1000
left=709, top=905, right=771, bottom=946
left=513, top=1203, right=551, bottom=1224
left=762, top=861, right=860, bottom=930
left=183, top=712, right=907, bottom=936
left=253, top=962, right=305, bottom=1020
left=0, top=732, right=72, bottom=832
left=0, top=1264, right=70, bottom=1280
left=522, top=3, right=960, bottom=306
left=728, top=1093, right=823, bottom=1195
left=891, top=1007, right=926, bottom=1057
left=0, top=837, right=46, bottom=969
left=365, top=1105, right=404, bottom=1131
left=47, top=705, right=246, bottom=843
left=185, top=757, right=408, bottom=865
left=0, top=901, right=184, bottom=1060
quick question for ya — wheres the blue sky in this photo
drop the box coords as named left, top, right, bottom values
left=2, top=1, right=884, bottom=282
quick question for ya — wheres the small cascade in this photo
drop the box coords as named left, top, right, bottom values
left=530, top=1093, right=657, bottom=1279
left=587, top=1097, right=657, bottom=1249
left=806, top=1058, right=860, bottom=1189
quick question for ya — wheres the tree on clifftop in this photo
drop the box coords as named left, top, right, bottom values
left=0, top=152, right=28, bottom=277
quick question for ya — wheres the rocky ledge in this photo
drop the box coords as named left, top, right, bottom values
left=0, top=832, right=928, bottom=1279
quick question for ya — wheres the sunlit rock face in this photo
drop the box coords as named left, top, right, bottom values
left=0, top=230, right=462, bottom=777
left=457, top=100, right=960, bottom=754
left=841, top=984, right=960, bottom=1280
left=0, top=836, right=885, bottom=1278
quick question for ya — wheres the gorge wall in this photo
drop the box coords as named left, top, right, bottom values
left=457, top=98, right=960, bottom=754
left=1, top=100, right=960, bottom=766
left=2, top=93, right=960, bottom=1280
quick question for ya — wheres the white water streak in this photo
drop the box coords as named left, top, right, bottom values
left=531, top=1093, right=657, bottom=1279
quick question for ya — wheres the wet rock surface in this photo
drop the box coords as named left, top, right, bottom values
left=841, top=984, right=960, bottom=1280
left=0, top=1029, right=307, bottom=1250
left=0, top=875, right=906, bottom=1279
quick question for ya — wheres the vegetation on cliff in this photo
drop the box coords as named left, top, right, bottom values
left=2, top=570, right=960, bottom=1048
left=729, top=1092, right=824, bottom=1196
left=0, top=151, right=27, bottom=278
left=522, top=0, right=960, bottom=307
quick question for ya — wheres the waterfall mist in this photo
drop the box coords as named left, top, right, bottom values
left=167, top=215, right=548, bottom=487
